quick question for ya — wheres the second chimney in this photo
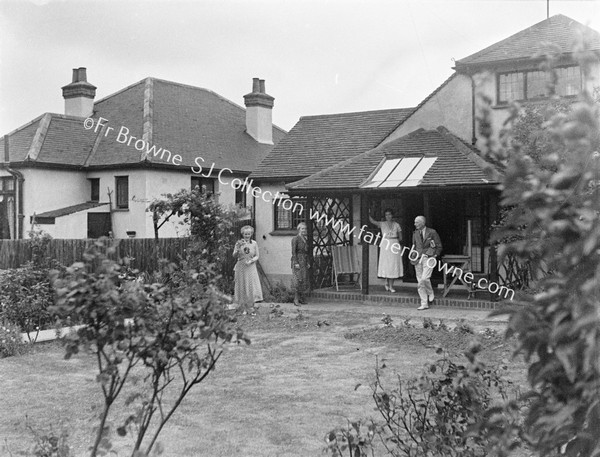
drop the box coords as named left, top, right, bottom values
left=243, top=77, right=274, bottom=145
left=62, top=67, right=97, bottom=118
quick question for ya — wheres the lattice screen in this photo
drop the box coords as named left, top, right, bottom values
left=310, top=196, right=352, bottom=288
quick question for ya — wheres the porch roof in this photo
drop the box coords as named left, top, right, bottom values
left=286, top=127, right=500, bottom=192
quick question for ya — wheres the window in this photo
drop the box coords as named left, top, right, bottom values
left=274, top=196, right=306, bottom=231
left=235, top=187, right=247, bottom=207
left=191, top=176, right=215, bottom=195
left=89, top=178, right=100, bottom=202
left=0, top=177, right=15, bottom=239
left=498, top=65, right=581, bottom=103
left=115, top=176, right=129, bottom=209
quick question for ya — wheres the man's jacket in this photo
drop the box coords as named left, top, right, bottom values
left=411, top=227, right=443, bottom=264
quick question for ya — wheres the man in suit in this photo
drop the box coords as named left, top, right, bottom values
left=411, top=216, right=443, bottom=310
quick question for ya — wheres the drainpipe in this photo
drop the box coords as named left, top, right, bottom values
left=469, top=72, right=477, bottom=146
left=2, top=134, right=25, bottom=239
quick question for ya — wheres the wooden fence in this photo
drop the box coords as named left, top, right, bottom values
left=0, top=219, right=254, bottom=272
left=0, top=238, right=190, bottom=272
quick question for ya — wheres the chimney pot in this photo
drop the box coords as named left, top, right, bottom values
left=78, top=67, right=88, bottom=82
left=259, top=79, right=265, bottom=94
left=252, top=77, right=260, bottom=93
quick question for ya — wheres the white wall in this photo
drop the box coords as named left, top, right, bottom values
left=253, top=181, right=293, bottom=286
left=23, top=168, right=88, bottom=234
left=385, top=73, right=473, bottom=144
left=41, top=205, right=110, bottom=238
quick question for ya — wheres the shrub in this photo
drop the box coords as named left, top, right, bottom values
left=0, top=262, right=55, bottom=341
left=51, top=240, right=248, bottom=456
left=267, top=281, right=295, bottom=303
left=325, top=346, right=521, bottom=457
left=0, top=321, right=29, bottom=358
left=480, top=44, right=600, bottom=455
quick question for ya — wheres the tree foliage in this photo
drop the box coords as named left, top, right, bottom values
left=480, top=46, right=600, bottom=455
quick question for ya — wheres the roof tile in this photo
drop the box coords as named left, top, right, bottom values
left=250, top=108, right=414, bottom=180
left=456, top=14, right=600, bottom=67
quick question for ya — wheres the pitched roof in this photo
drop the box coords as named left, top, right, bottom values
left=2, top=78, right=286, bottom=173
left=250, top=108, right=414, bottom=181
left=35, top=201, right=109, bottom=219
left=455, top=14, right=600, bottom=69
left=287, top=127, right=499, bottom=191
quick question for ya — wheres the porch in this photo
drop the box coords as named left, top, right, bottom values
left=310, top=283, right=497, bottom=310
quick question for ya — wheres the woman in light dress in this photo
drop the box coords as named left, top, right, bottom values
left=233, top=225, right=263, bottom=307
left=369, top=208, right=403, bottom=292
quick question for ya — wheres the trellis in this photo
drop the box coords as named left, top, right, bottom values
left=308, top=196, right=352, bottom=288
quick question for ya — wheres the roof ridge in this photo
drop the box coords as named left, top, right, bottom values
left=141, top=77, right=154, bottom=162
left=299, top=107, right=414, bottom=120
left=25, top=113, right=52, bottom=161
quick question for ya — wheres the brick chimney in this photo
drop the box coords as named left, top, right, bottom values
left=62, top=67, right=96, bottom=117
left=243, top=77, right=274, bottom=144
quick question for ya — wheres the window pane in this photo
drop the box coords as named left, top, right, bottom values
left=526, top=70, right=547, bottom=99
left=90, top=178, right=100, bottom=202
left=235, top=187, right=246, bottom=207
left=116, top=176, right=129, bottom=209
left=191, top=177, right=215, bottom=194
left=275, top=197, right=306, bottom=230
left=556, top=66, right=580, bottom=96
left=499, top=72, right=524, bottom=102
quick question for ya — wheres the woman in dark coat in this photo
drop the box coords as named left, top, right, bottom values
left=291, top=222, right=310, bottom=306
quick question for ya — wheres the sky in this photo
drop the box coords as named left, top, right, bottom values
left=0, top=0, right=599, bottom=135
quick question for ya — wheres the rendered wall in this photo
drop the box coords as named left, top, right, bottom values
left=253, top=181, right=293, bottom=286
left=23, top=168, right=89, bottom=234
left=385, top=73, right=473, bottom=144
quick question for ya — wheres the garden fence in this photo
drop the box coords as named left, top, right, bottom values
left=0, top=238, right=189, bottom=272
left=0, top=219, right=254, bottom=273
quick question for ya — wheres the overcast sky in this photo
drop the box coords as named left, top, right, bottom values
left=1, top=0, right=599, bottom=135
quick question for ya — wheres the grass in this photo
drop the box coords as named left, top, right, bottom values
left=0, top=305, right=526, bottom=456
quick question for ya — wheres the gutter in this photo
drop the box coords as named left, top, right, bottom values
left=2, top=134, right=25, bottom=239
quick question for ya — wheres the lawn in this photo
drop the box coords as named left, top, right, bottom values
left=0, top=304, right=525, bottom=456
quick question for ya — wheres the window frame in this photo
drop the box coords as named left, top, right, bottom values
left=89, top=178, right=100, bottom=202
left=191, top=176, right=216, bottom=196
left=273, top=195, right=306, bottom=232
left=497, top=65, right=581, bottom=104
left=115, top=176, right=129, bottom=209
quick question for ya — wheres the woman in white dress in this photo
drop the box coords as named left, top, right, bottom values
left=369, top=208, right=403, bottom=292
left=233, top=225, right=263, bottom=307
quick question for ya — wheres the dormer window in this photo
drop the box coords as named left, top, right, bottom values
left=497, top=65, right=581, bottom=104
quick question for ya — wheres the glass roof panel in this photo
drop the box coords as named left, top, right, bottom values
left=370, top=158, right=401, bottom=182
left=399, top=157, right=437, bottom=187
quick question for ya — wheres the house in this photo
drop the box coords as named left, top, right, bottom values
left=0, top=70, right=285, bottom=239
left=250, top=14, right=600, bottom=290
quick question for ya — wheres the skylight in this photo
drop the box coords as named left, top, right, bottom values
left=362, top=156, right=437, bottom=188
